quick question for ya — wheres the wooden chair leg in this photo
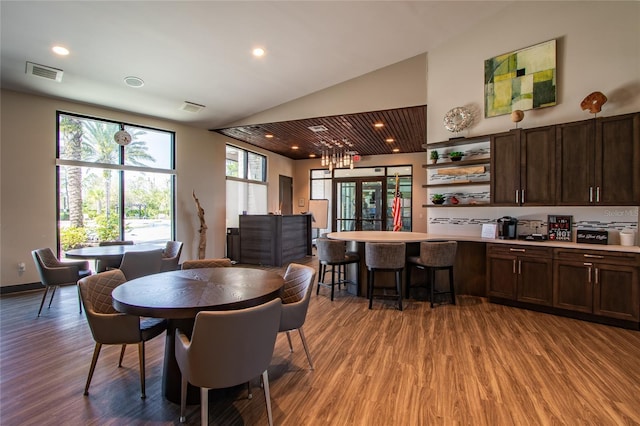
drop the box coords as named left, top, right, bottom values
left=430, top=268, right=435, bottom=308
left=84, top=343, right=102, bottom=395
left=201, top=387, right=209, bottom=426
left=396, top=270, right=403, bottom=311
left=330, top=266, right=336, bottom=301
left=368, top=269, right=374, bottom=309
left=285, top=330, right=294, bottom=352
left=77, top=284, right=83, bottom=314
left=449, top=267, right=456, bottom=305
left=118, top=344, right=126, bottom=367
left=47, top=285, right=58, bottom=308
left=180, top=375, right=188, bottom=422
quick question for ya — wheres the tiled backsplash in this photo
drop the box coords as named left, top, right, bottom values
left=427, top=206, right=638, bottom=244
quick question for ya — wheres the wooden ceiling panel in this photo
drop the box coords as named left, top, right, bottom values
left=212, top=106, right=427, bottom=160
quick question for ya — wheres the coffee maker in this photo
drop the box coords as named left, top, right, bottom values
left=497, top=216, right=518, bottom=239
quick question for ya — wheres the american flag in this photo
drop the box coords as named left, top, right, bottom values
left=392, top=175, right=402, bottom=231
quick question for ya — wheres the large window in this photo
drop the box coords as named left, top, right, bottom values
left=226, top=145, right=267, bottom=228
left=56, top=113, right=175, bottom=253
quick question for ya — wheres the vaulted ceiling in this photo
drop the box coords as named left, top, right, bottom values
left=1, top=2, right=513, bottom=159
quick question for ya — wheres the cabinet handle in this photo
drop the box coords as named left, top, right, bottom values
left=587, top=265, right=592, bottom=283
left=509, top=248, right=526, bottom=253
left=515, top=190, right=519, bottom=204
left=521, top=189, right=525, bottom=204
left=518, top=260, right=522, bottom=275
left=584, top=254, right=604, bottom=259
left=596, top=186, right=601, bottom=203
left=513, top=259, right=516, bottom=274
left=595, top=267, right=599, bottom=284
left=589, top=187, right=593, bottom=203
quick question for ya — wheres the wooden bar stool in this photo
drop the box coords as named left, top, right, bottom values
left=406, top=241, right=457, bottom=308
left=365, top=242, right=405, bottom=310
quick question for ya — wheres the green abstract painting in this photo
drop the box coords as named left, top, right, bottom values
left=484, top=39, right=556, bottom=118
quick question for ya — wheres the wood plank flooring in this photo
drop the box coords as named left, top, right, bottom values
left=2, top=254, right=640, bottom=425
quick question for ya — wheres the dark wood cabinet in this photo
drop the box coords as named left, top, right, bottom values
left=556, top=112, right=640, bottom=205
left=491, top=126, right=555, bottom=206
left=553, top=249, right=640, bottom=321
left=487, top=244, right=553, bottom=305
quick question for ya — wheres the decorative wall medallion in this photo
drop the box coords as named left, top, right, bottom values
left=443, top=107, right=473, bottom=133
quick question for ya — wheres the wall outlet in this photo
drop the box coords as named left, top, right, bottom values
left=18, top=262, right=26, bottom=272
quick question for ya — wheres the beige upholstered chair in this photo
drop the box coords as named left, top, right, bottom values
left=315, top=238, right=359, bottom=300
left=365, top=242, right=405, bottom=311
left=181, top=258, right=233, bottom=269
left=96, top=240, right=134, bottom=272
left=279, top=263, right=317, bottom=369
left=32, top=247, right=92, bottom=317
left=161, top=241, right=183, bottom=272
left=118, top=248, right=163, bottom=280
left=175, top=298, right=282, bottom=426
left=78, top=269, right=167, bottom=398
left=406, top=241, right=457, bottom=308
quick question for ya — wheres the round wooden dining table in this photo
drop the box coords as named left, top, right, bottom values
left=65, top=243, right=164, bottom=271
left=112, top=267, right=284, bottom=404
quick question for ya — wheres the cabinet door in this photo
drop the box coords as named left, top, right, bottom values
left=556, top=120, right=595, bottom=205
left=491, top=131, right=520, bottom=205
left=521, top=126, right=555, bottom=205
left=517, top=256, right=553, bottom=305
left=595, top=113, right=640, bottom=205
left=487, top=255, right=517, bottom=299
left=553, top=260, right=592, bottom=313
left=594, top=263, right=639, bottom=321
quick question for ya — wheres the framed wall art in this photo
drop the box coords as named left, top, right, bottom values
left=484, top=39, right=556, bottom=118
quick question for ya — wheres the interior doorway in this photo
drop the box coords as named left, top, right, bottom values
left=279, top=175, right=293, bottom=214
left=333, top=177, right=387, bottom=231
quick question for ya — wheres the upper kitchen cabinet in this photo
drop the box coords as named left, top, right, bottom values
left=556, top=113, right=639, bottom=205
left=491, top=126, right=556, bottom=206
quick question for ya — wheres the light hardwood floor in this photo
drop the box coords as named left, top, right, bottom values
left=2, top=255, right=640, bottom=425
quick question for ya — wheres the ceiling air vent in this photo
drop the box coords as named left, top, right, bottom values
left=307, top=125, right=328, bottom=133
left=26, top=62, right=63, bottom=82
left=180, top=101, right=205, bottom=113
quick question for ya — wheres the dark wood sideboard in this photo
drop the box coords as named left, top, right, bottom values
left=239, top=214, right=312, bottom=266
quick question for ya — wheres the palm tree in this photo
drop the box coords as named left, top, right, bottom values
left=60, top=116, right=84, bottom=228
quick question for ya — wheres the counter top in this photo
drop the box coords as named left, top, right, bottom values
left=327, top=231, right=640, bottom=253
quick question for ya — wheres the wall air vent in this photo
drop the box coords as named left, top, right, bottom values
left=307, top=125, right=328, bottom=132
left=26, top=62, right=63, bottom=82
left=180, top=101, right=206, bottom=113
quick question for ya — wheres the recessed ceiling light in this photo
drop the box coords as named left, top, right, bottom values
left=392, top=148, right=400, bottom=153
left=252, top=47, right=265, bottom=57
left=52, top=46, right=69, bottom=56
left=265, top=134, right=274, bottom=138
left=374, top=122, right=384, bottom=128
left=385, top=138, right=394, bottom=143
left=309, top=154, right=317, bottom=158
left=124, top=76, right=144, bottom=88
left=292, top=146, right=299, bottom=150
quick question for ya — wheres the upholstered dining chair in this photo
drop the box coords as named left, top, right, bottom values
left=181, top=258, right=233, bottom=269
left=279, top=263, right=317, bottom=369
left=406, top=241, right=458, bottom=308
left=161, top=241, right=183, bottom=272
left=96, top=240, right=134, bottom=272
left=175, top=298, right=282, bottom=426
left=365, top=242, right=405, bottom=310
left=32, top=247, right=92, bottom=317
left=315, top=238, right=360, bottom=301
left=118, top=248, right=163, bottom=280
left=78, top=269, right=167, bottom=398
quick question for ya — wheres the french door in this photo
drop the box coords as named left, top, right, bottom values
left=333, top=177, right=387, bottom=231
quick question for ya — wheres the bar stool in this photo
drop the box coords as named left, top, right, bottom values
left=316, top=238, right=360, bottom=301
left=365, top=242, right=405, bottom=310
left=406, top=241, right=457, bottom=308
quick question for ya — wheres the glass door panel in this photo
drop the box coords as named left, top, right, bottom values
left=361, top=180, right=383, bottom=230
left=334, top=178, right=385, bottom=231
left=336, top=181, right=356, bottom=231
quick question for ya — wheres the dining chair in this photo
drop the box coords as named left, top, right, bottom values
left=315, top=238, right=360, bottom=301
left=78, top=269, right=167, bottom=398
left=175, top=298, right=282, bottom=426
left=161, top=241, right=183, bottom=272
left=279, top=263, right=317, bottom=369
left=406, top=241, right=457, bottom=308
left=118, top=248, right=163, bottom=280
left=96, top=240, right=134, bottom=272
left=365, top=242, right=405, bottom=310
left=181, top=258, right=232, bottom=269
left=31, top=247, right=92, bottom=317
